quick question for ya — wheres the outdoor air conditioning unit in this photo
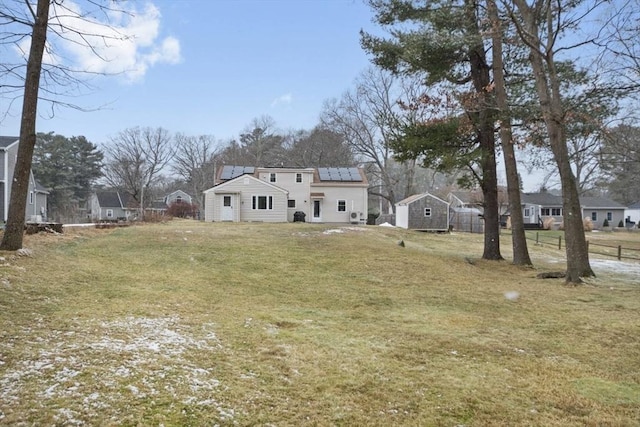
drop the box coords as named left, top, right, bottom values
left=349, top=211, right=360, bottom=224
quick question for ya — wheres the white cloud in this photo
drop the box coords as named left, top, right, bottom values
left=270, top=93, right=293, bottom=108
left=40, top=1, right=182, bottom=82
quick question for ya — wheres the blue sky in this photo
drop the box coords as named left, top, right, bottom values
left=1, top=0, right=379, bottom=146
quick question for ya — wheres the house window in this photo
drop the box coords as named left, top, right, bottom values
left=524, top=208, right=530, bottom=217
left=107, top=209, right=114, bottom=218
left=607, top=212, right=612, bottom=221
left=252, top=195, right=273, bottom=210
left=288, top=200, right=296, bottom=208
left=296, top=173, right=302, bottom=183
left=269, top=173, right=276, bottom=183
left=337, top=200, right=346, bottom=212
left=29, top=191, right=34, bottom=204
left=541, top=208, right=550, bottom=216
left=552, top=208, right=562, bottom=216
left=176, top=196, right=183, bottom=204
left=591, top=212, right=597, bottom=221
left=223, top=196, right=231, bottom=207
left=424, top=208, right=431, bottom=217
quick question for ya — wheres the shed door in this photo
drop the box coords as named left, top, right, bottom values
left=221, top=195, right=234, bottom=221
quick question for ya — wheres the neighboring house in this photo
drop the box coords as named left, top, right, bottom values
left=396, top=193, right=450, bottom=231
left=165, top=190, right=193, bottom=206
left=0, top=136, right=49, bottom=223
left=520, top=192, right=563, bottom=227
left=204, top=165, right=368, bottom=223
left=148, top=190, right=196, bottom=216
left=448, top=190, right=485, bottom=213
left=581, top=196, right=627, bottom=228
left=625, top=201, right=640, bottom=227
left=88, top=191, right=135, bottom=221
left=521, top=192, right=627, bottom=229
left=447, top=188, right=509, bottom=216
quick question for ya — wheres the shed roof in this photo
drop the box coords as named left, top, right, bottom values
left=397, top=192, right=448, bottom=206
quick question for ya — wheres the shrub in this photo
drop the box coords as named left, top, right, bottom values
left=618, top=220, right=624, bottom=228
left=603, top=219, right=609, bottom=227
left=167, top=202, right=198, bottom=218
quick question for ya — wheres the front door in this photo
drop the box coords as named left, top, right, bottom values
left=312, top=200, right=322, bottom=222
left=221, top=195, right=234, bottom=221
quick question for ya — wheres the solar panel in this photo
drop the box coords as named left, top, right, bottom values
left=220, top=165, right=254, bottom=180
left=317, top=167, right=362, bottom=181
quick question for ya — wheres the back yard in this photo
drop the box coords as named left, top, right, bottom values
left=0, top=221, right=638, bottom=426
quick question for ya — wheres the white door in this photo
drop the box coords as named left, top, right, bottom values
left=312, top=200, right=322, bottom=222
left=221, top=195, right=234, bottom=221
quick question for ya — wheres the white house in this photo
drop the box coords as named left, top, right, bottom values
left=204, top=166, right=368, bottom=223
left=625, top=201, right=640, bottom=227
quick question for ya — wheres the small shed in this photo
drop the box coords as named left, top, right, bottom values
left=396, top=193, right=450, bottom=231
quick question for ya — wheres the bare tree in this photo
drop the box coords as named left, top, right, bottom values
left=0, top=0, right=175, bottom=248
left=238, top=116, right=285, bottom=167
left=172, top=134, right=222, bottom=208
left=284, top=127, right=355, bottom=168
left=0, top=0, right=50, bottom=250
left=321, top=68, right=425, bottom=214
left=507, top=0, right=596, bottom=282
left=102, top=127, right=175, bottom=220
left=488, top=0, right=532, bottom=266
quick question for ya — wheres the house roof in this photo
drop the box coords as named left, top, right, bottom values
left=96, top=191, right=134, bottom=208
left=521, top=192, right=563, bottom=206
left=580, top=197, right=626, bottom=209
left=0, top=136, right=19, bottom=149
left=522, top=192, right=627, bottom=209
left=211, top=173, right=289, bottom=194
left=397, top=192, right=448, bottom=206
left=34, top=180, right=49, bottom=194
left=449, top=190, right=484, bottom=205
left=218, top=165, right=369, bottom=186
left=96, top=192, right=123, bottom=208
left=628, top=201, right=640, bottom=209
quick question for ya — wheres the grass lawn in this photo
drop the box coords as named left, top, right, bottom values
left=1, top=220, right=638, bottom=426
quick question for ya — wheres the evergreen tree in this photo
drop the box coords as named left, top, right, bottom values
left=362, top=0, right=503, bottom=260
left=32, top=132, right=103, bottom=222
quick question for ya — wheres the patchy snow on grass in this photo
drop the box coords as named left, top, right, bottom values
left=323, top=227, right=368, bottom=235
left=0, top=316, right=234, bottom=424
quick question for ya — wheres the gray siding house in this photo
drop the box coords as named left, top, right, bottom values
left=521, top=192, right=627, bottom=229
left=0, top=136, right=49, bottom=222
left=89, top=191, right=134, bottom=221
left=396, top=193, right=450, bottom=231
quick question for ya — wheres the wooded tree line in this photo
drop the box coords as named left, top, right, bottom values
left=2, top=0, right=639, bottom=283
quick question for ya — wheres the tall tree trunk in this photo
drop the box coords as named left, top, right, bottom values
left=512, top=0, right=594, bottom=283
left=487, top=0, right=532, bottom=266
left=0, top=0, right=50, bottom=251
left=465, top=0, right=503, bottom=261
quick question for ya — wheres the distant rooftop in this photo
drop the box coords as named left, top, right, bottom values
left=0, top=136, right=19, bottom=148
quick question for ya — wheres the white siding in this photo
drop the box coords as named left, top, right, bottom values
left=257, top=168, right=314, bottom=221
left=311, top=184, right=368, bottom=223
left=205, top=175, right=288, bottom=222
left=396, top=205, right=409, bottom=229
